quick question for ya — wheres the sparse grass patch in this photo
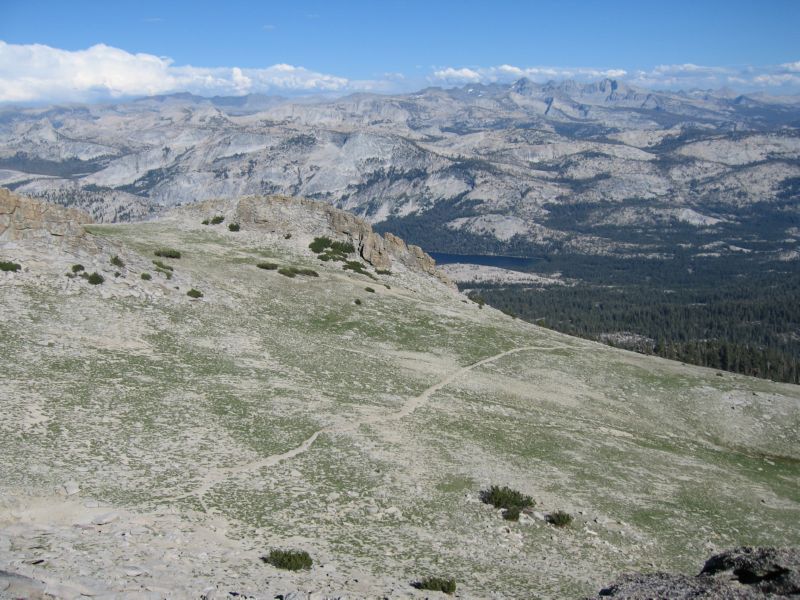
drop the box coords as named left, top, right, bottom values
left=154, top=248, right=181, bottom=259
left=210, top=215, right=225, bottom=225
left=257, top=262, right=279, bottom=270
left=71, top=264, right=84, bottom=273
left=228, top=223, right=240, bottom=232
left=0, top=261, right=21, bottom=272
left=87, top=272, right=104, bottom=285
left=261, top=549, right=312, bottom=571
left=141, top=272, right=152, bottom=280
left=413, top=577, right=456, bottom=595
left=547, top=511, right=573, bottom=527
left=110, top=255, right=124, bottom=267
left=201, top=219, right=210, bottom=225
left=187, top=289, right=203, bottom=299
left=503, top=506, right=522, bottom=521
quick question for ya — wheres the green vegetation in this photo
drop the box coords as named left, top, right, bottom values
left=354, top=298, right=362, bottom=305
left=71, top=264, right=84, bottom=273
left=413, top=577, right=456, bottom=594
left=261, top=549, right=312, bottom=571
left=481, top=485, right=534, bottom=521
left=0, top=261, right=21, bottom=272
left=310, top=236, right=356, bottom=262
left=152, top=260, right=174, bottom=271
left=187, top=289, right=203, bottom=299
left=256, top=262, right=279, bottom=270
left=86, top=272, right=104, bottom=285
left=365, top=287, right=375, bottom=293
left=284, top=233, right=292, bottom=239
left=210, top=215, right=225, bottom=225
left=154, top=248, right=181, bottom=259
left=474, top=262, right=800, bottom=384
left=141, top=272, right=152, bottom=281
left=110, top=255, right=124, bottom=268
left=343, top=260, right=375, bottom=279
left=278, top=266, right=319, bottom=278
left=376, top=269, right=392, bottom=275
left=228, top=223, right=240, bottom=232
left=548, top=511, right=573, bottom=527
left=201, top=219, right=210, bottom=225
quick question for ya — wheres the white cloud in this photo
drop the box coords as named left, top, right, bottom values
left=432, top=67, right=482, bottom=83
left=429, top=61, right=800, bottom=93
left=0, top=41, right=370, bottom=103
left=429, top=64, right=627, bottom=85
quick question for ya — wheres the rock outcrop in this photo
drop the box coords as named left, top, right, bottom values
left=0, top=187, right=92, bottom=243
left=592, top=547, right=800, bottom=599
left=229, top=194, right=455, bottom=288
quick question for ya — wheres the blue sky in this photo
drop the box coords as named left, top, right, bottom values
left=1, top=0, right=799, bottom=102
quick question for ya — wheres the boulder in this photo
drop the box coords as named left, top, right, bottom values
left=591, top=547, right=800, bottom=599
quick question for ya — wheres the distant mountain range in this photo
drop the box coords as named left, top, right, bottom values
left=1, top=78, right=798, bottom=260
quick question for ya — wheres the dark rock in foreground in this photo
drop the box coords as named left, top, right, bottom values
left=591, top=547, right=800, bottom=599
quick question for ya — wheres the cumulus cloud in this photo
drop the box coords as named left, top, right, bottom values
left=0, top=41, right=372, bottom=103
left=430, top=64, right=627, bottom=85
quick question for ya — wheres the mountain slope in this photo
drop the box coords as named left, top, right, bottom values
left=1, top=80, right=798, bottom=264
left=1, top=192, right=798, bottom=598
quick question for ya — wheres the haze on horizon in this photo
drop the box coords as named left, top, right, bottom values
left=1, top=0, right=799, bottom=103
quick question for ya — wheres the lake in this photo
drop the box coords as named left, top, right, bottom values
left=428, top=252, right=540, bottom=271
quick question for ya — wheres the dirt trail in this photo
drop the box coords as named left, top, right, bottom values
left=184, top=344, right=568, bottom=511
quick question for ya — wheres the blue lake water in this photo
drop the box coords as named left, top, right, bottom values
left=429, top=252, right=540, bottom=271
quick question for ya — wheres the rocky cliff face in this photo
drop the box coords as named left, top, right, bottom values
left=0, top=187, right=92, bottom=244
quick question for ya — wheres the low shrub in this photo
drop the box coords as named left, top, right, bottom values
left=309, top=236, right=333, bottom=253
left=365, top=287, right=375, bottom=293
left=71, top=264, right=85, bottom=273
left=284, top=233, right=292, bottom=239
left=413, top=577, right=456, bottom=594
left=343, top=260, right=375, bottom=279
left=480, top=485, right=535, bottom=513
left=376, top=269, right=392, bottom=275
left=152, top=260, right=174, bottom=271
left=110, top=255, right=124, bottom=268
left=261, top=549, right=312, bottom=571
left=187, top=288, right=203, bottom=298
left=210, top=215, right=225, bottom=225
left=257, top=262, right=279, bottom=270
left=228, top=223, right=240, bottom=232
left=154, top=248, right=181, bottom=259
left=310, top=236, right=355, bottom=260
left=278, top=266, right=318, bottom=278
left=547, top=511, right=573, bottom=527
left=87, top=272, right=104, bottom=285
left=354, top=298, right=362, bottom=305
left=201, top=219, right=210, bottom=225
left=114, top=271, right=121, bottom=278
left=0, top=261, right=21, bottom=272
left=503, top=506, right=522, bottom=521
left=141, top=272, right=152, bottom=281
